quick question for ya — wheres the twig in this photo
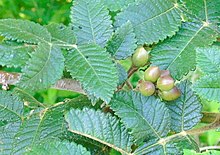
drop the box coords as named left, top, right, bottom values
left=200, top=146, right=220, bottom=152
left=117, top=65, right=138, bottom=90
left=0, top=71, right=85, bottom=94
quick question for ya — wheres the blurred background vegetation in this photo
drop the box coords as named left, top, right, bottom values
left=0, top=0, right=219, bottom=153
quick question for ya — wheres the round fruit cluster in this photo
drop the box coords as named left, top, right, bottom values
left=132, top=46, right=181, bottom=101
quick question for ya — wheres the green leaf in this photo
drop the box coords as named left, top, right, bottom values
left=0, top=121, right=21, bottom=155
left=46, top=23, right=76, bottom=48
left=65, top=43, right=118, bottom=103
left=0, top=42, right=33, bottom=68
left=25, top=140, right=91, bottom=155
left=193, top=73, right=220, bottom=103
left=116, top=63, right=128, bottom=86
left=151, top=21, right=218, bottom=80
left=65, top=108, right=133, bottom=154
left=18, top=43, right=65, bottom=92
left=183, top=0, right=220, bottom=24
left=109, top=91, right=170, bottom=143
left=106, top=21, right=137, bottom=60
left=167, top=81, right=202, bottom=132
left=71, top=0, right=113, bottom=47
left=101, top=0, right=135, bottom=11
left=184, top=149, right=220, bottom=155
left=0, top=91, right=23, bottom=123
left=115, top=0, right=181, bottom=44
left=196, top=46, right=220, bottom=74
left=10, top=107, right=66, bottom=154
left=134, top=140, right=181, bottom=155
left=0, top=19, right=51, bottom=44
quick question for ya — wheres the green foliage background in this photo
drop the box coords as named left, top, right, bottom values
left=0, top=0, right=219, bottom=154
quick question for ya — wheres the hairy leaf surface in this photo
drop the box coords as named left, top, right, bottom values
left=65, top=43, right=118, bottom=103
left=110, top=91, right=170, bottom=143
left=115, top=0, right=181, bottom=44
left=151, top=21, right=218, bottom=80
left=101, top=0, right=135, bottom=11
left=71, top=0, right=112, bottom=47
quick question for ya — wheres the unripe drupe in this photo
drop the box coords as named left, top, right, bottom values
left=132, top=47, right=149, bottom=67
left=144, top=66, right=161, bottom=82
left=137, top=80, right=155, bottom=96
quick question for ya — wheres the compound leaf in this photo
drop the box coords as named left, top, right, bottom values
left=109, top=91, right=170, bottom=143
left=65, top=43, right=118, bottom=103
left=65, top=108, right=133, bottom=154
left=167, top=81, right=202, bottom=132
left=151, top=21, right=218, bottom=80
left=115, top=0, right=182, bottom=44
left=106, top=21, right=137, bottom=60
left=18, top=42, right=64, bottom=92
left=0, top=19, right=51, bottom=44
left=71, top=0, right=112, bottom=47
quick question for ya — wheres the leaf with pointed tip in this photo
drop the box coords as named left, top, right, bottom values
left=151, top=21, right=218, bottom=80
left=65, top=108, right=133, bottom=155
left=193, top=73, right=220, bottom=103
left=25, top=140, right=91, bottom=155
left=167, top=81, right=202, bottom=132
left=71, top=0, right=112, bottom=47
left=18, top=43, right=65, bottom=92
left=183, top=0, right=220, bottom=24
left=0, top=42, right=33, bottom=68
left=0, top=91, right=23, bottom=124
left=0, top=19, right=51, bottom=44
left=109, top=91, right=170, bottom=143
left=65, top=43, right=118, bottom=103
left=106, top=21, right=137, bottom=60
left=46, top=23, right=76, bottom=48
left=101, top=0, right=135, bottom=11
left=196, top=46, right=220, bottom=74
left=115, top=0, right=182, bottom=44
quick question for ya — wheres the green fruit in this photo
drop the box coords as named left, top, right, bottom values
left=160, top=70, right=170, bottom=77
left=144, top=66, right=161, bottom=82
left=138, top=80, right=155, bottom=96
left=132, top=47, right=149, bottom=67
left=157, top=75, right=174, bottom=91
left=159, top=86, right=181, bottom=101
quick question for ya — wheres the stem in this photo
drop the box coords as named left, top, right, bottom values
left=117, top=65, right=138, bottom=90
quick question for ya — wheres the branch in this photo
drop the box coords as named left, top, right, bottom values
left=0, top=71, right=85, bottom=94
left=200, top=146, right=220, bottom=152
